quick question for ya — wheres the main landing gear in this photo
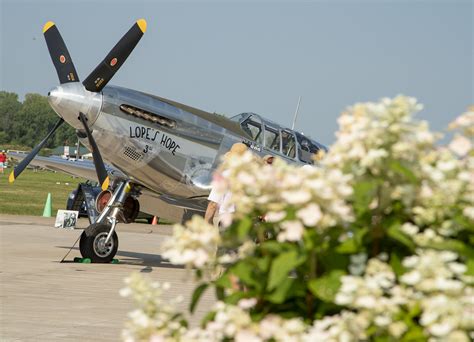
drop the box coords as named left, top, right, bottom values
left=79, top=180, right=139, bottom=263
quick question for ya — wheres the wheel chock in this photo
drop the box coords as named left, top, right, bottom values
left=72, top=257, right=119, bottom=264
left=73, top=257, right=91, bottom=263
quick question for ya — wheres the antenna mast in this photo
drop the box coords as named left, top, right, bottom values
left=291, top=96, right=301, bottom=130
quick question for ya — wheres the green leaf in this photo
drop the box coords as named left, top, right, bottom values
left=401, top=326, right=426, bottom=341
left=200, top=311, right=216, bottom=328
left=265, top=278, right=294, bottom=304
left=308, top=270, right=345, bottom=302
left=353, top=180, right=379, bottom=214
left=267, top=250, right=305, bottom=291
left=314, top=301, right=342, bottom=319
left=388, top=160, right=418, bottom=184
left=387, top=223, right=415, bottom=251
left=355, top=227, right=369, bottom=245
left=407, top=302, right=421, bottom=319
left=215, top=286, right=225, bottom=301
left=236, top=216, right=253, bottom=240
left=390, top=251, right=406, bottom=277
left=336, top=228, right=368, bottom=254
left=467, top=259, right=474, bottom=276
left=256, top=256, right=271, bottom=272
left=215, top=272, right=232, bottom=288
left=431, top=239, right=474, bottom=259
left=319, top=252, right=349, bottom=271
left=224, top=291, right=250, bottom=305
left=190, top=283, right=209, bottom=313
left=261, top=240, right=284, bottom=254
left=335, top=238, right=358, bottom=254
left=232, top=262, right=261, bottom=289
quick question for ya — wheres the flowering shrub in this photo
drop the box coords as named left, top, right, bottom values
left=122, top=98, right=474, bottom=341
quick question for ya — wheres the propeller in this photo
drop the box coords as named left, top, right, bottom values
left=82, top=19, right=147, bottom=92
left=9, top=19, right=146, bottom=187
left=78, top=113, right=109, bottom=191
left=43, top=21, right=79, bottom=84
left=9, top=118, right=64, bottom=183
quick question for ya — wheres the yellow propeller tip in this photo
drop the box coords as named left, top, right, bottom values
left=101, top=176, right=110, bottom=191
left=43, top=21, right=55, bottom=33
left=8, top=171, right=15, bottom=183
left=137, top=19, right=147, bottom=33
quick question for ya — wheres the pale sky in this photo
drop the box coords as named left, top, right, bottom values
left=1, top=0, right=472, bottom=145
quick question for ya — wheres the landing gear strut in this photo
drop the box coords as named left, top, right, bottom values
left=79, top=180, right=135, bottom=263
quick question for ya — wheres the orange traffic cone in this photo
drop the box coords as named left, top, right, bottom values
left=151, top=216, right=158, bottom=225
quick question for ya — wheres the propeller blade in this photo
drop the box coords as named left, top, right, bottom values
left=43, top=21, right=80, bottom=84
left=9, top=118, right=64, bottom=183
left=82, top=19, right=147, bottom=92
left=78, top=113, right=109, bottom=190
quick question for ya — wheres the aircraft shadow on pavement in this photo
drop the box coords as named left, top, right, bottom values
left=56, top=246, right=184, bottom=269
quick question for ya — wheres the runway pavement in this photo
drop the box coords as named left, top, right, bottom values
left=0, top=215, right=215, bottom=341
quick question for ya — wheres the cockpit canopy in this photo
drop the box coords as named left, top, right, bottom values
left=230, top=112, right=327, bottom=164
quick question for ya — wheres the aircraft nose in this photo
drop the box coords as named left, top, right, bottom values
left=47, top=83, right=102, bottom=130
left=47, top=86, right=62, bottom=109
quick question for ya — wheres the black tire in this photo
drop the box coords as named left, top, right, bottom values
left=79, top=223, right=119, bottom=263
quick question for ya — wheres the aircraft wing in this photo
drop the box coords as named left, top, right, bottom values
left=7, top=152, right=205, bottom=222
left=7, top=152, right=126, bottom=181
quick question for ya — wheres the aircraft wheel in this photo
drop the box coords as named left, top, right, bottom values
left=79, top=223, right=119, bottom=263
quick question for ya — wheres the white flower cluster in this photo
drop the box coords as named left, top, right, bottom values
left=446, top=107, right=474, bottom=224
left=182, top=301, right=307, bottom=342
left=128, top=296, right=386, bottom=342
left=122, top=97, right=474, bottom=341
left=411, top=146, right=473, bottom=230
left=322, top=95, right=473, bottom=241
left=214, top=151, right=353, bottom=241
left=449, top=106, right=474, bottom=138
left=324, top=96, right=430, bottom=176
left=162, top=215, right=220, bottom=270
left=334, top=250, right=474, bottom=341
left=401, top=250, right=473, bottom=340
left=120, top=274, right=368, bottom=342
left=413, top=109, right=473, bottom=232
left=336, top=258, right=411, bottom=338
left=303, top=310, right=370, bottom=341
left=120, top=273, right=185, bottom=342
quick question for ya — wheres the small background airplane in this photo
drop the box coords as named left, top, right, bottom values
left=8, top=19, right=326, bottom=263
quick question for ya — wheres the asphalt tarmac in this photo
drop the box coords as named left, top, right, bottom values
left=0, top=215, right=215, bottom=341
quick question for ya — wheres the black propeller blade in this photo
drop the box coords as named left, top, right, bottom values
left=9, top=118, right=64, bottom=183
left=43, top=22, right=79, bottom=84
left=78, top=113, right=109, bottom=190
left=82, top=19, right=147, bottom=92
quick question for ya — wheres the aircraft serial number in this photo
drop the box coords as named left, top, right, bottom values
left=129, top=125, right=181, bottom=156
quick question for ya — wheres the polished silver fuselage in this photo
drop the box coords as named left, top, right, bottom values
left=48, top=83, right=245, bottom=217
left=94, top=86, right=223, bottom=196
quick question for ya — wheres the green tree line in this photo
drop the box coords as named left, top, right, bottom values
left=0, top=91, right=76, bottom=149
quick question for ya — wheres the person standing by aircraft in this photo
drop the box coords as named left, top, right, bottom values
left=205, top=143, right=248, bottom=227
left=0, top=151, right=7, bottom=174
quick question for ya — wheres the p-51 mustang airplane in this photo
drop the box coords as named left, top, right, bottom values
left=9, top=19, right=326, bottom=263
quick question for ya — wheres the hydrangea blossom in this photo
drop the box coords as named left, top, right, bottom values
left=121, top=273, right=186, bottom=342
left=335, top=250, right=473, bottom=340
left=162, top=215, right=220, bottom=270
left=123, top=98, right=474, bottom=341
